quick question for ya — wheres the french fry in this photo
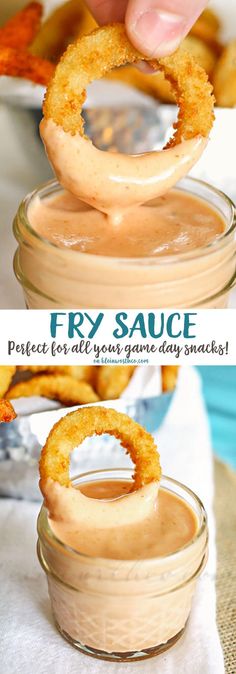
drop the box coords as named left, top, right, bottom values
left=161, top=366, right=179, bottom=393
left=0, top=2, right=42, bottom=49
left=0, top=366, right=16, bottom=397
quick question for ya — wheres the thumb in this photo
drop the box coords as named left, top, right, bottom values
left=125, top=0, right=208, bottom=57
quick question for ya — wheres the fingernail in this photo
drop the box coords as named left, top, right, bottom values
left=131, top=10, right=185, bottom=57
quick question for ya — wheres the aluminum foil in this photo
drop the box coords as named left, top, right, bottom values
left=0, top=394, right=173, bottom=501
left=32, top=101, right=174, bottom=154
left=84, top=105, right=236, bottom=204
left=83, top=104, right=175, bottom=154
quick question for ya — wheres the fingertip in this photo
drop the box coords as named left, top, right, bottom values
left=126, top=8, right=185, bottom=57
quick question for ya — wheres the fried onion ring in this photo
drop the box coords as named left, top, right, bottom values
left=0, top=366, right=16, bottom=397
left=107, top=35, right=217, bottom=105
left=190, top=9, right=222, bottom=56
left=213, top=40, right=236, bottom=108
left=30, top=0, right=86, bottom=62
left=7, top=374, right=99, bottom=406
left=18, top=365, right=95, bottom=383
left=39, top=405, right=161, bottom=490
left=0, top=399, right=16, bottom=423
left=43, top=23, right=214, bottom=146
left=0, top=1, right=55, bottom=86
left=96, top=366, right=135, bottom=400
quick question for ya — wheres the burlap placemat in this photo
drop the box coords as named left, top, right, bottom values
left=214, top=458, right=236, bottom=674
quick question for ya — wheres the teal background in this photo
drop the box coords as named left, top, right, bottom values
left=197, top=367, right=236, bottom=469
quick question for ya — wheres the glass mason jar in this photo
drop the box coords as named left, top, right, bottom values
left=37, top=469, right=208, bottom=662
left=13, top=177, right=236, bottom=309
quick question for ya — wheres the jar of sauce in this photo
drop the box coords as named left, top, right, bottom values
left=14, top=177, right=236, bottom=309
left=37, top=469, right=208, bottom=662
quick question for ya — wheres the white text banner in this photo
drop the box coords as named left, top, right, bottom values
left=0, top=309, right=235, bottom=365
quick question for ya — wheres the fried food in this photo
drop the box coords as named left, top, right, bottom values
left=190, top=8, right=222, bottom=55
left=0, top=366, right=16, bottom=397
left=30, top=0, right=85, bottom=62
left=213, top=40, right=236, bottom=108
left=0, top=2, right=42, bottom=49
left=75, top=3, right=97, bottom=39
left=196, top=8, right=221, bottom=35
left=39, top=405, right=161, bottom=490
left=106, top=64, right=174, bottom=103
left=95, top=366, right=135, bottom=400
left=0, top=46, right=54, bottom=85
left=18, top=365, right=95, bottom=382
left=107, top=8, right=220, bottom=103
left=43, top=23, right=214, bottom=145
left=107, top=35, right=216, bottom=105
left=182, top=35, right=217, bottom=78
left=0, top=1, right=54, bottom=86
left=0, top=399, right=16, bottom=423
left=15, top=366, right=134, bottom=402
left=7, top=374, right=99, bottom=406
left=1, top=3, right=228, bottom=111
left=161, top=366, right=179, bottom=393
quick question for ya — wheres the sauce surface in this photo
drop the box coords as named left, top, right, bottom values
left=29, top=189, right=225, bottom=258
left=49, top=479, right=198, bottom=560
left=40, top=119, right=207, bottom=224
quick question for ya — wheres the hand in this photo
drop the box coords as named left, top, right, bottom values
left=85, top=0, right=208, bottom=57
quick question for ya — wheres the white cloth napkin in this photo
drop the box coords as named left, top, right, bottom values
left=0, top=366, right=224, bottom=673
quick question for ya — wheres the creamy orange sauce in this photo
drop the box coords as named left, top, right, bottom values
left=29, top=188, right=224, bottom=257
left=40, top=477, right=206, bottom=654
left=47, top=479, right=198, bottom=560
left=40, top=119, right=207, bottom=225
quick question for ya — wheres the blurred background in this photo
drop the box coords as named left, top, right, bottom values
left=0, top=5, right=235, bottom=472
left=0, top=0, right=236, bottom=309
left=197, top=366, right=236, bottom=470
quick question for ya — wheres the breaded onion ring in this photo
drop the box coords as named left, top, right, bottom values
left=107, top=35, right=217, bottom=105
left=0, top=2, right=42, bottom=50
left=18, top=365, right=95, bottom=383
left=0, top=399, right=16, bottom=423
left=95, top=365, right=135, bottom=400
left=39, top=406, right=161, bottom=490
left=30, top=0, right=87, bottom=63
left=7, top=374, right=99, bottom=406
left=43, top=23, right=214, bottom=146
left=182, top=35, right=217, bottom=79
left=0, top=366, right=16, bottom=397
left=190, top=9, right=222, bottom=56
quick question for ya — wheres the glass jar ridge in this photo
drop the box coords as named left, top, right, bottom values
left=14, top=177, right=236, bottom=309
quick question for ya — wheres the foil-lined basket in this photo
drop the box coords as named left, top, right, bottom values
left=31, top=96, right=174, bottom=154
left=85, top=103, right=236, bottom=203
left=0, top=394, right=173, bottom=501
